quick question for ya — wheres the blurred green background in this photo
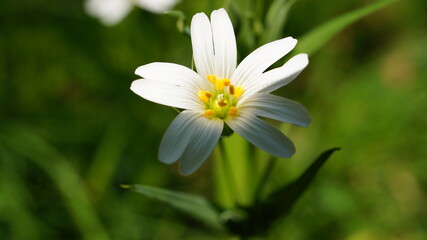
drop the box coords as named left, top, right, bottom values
left=1, top=0, right=426, bottom=239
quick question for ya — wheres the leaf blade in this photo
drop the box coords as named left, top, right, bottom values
left=296, top=0, right=398, bottom=55
left=0, top=125, right=111, bottom=240
left=126, top=184, right=223, bottom=231
left=266, top=147, right=341, bottom=216
left=260, top=0, right=296, bottom=44
left=240, top=148, right=340, bottom=236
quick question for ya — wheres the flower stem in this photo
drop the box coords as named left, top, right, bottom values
left=247, top=143, right=257, bottom=200
left=254, top=156, right=277, bottom=203
left=218, top=138, right=240, bottom=205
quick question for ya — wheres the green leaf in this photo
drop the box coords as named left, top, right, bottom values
left=262, top=148, right=341, bottom=218
left=124, top=184, right=223, bottom=231
left=86, top=122, right=129, bottom=199
left=226, top=148, right=340, bottom=237
left=296, top=0, right=398, bottom=55
left=0, top=125, right=111, bottom=240
left=0, top=149, right=43, bottom=240
left=260, top=0, right=296, bottom=44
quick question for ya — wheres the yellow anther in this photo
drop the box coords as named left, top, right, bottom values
left=203, top=109, right=216, bottom=118
left=223, top=78, right=231, bottom=86
left=228, top=106, right=238, bottom=117
left=215, top=78, right=231, bottom=90
left=198, top=91, right=211, bottom=103
left=206, top=74, right=217, bottom=84
left=215, top=78, right=225, bottom=90
left=229, top=85, right=235, bottom=95
left=233, top=86, right=244, bottom=98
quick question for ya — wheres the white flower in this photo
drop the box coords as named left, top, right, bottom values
left=85, top=0, right=179, bottom=26
left=131, top=9, right=310, bottom=175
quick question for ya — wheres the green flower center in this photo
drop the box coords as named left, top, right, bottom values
left=199, top=74, right=244, bottom=119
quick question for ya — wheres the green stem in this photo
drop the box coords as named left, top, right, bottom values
left=247, top=143, right=257, bottom=199
left=218, top=138, right=241, bottom=205
left=254, top=156, right=277, bottom=203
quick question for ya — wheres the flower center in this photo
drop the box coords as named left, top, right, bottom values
left=199, top=74, right=244, bottom=119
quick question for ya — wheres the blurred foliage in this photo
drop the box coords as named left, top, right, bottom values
left=1, top=0, right=426, bottom=239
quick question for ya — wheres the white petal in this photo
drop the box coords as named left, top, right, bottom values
left=179, top=116, right=223, bottom=175
left=239, top=93, right=310, bottom=127
left=226, top=114, right=295, bottom=158
left=158, top=111, right=200, bottom=164
left=134, top=0, right=178, bottom=13
left=191, top=12, right=214, bottom=78
left=232, top=37, right=297, bottom=89
left=247, top=54, right=309, bottom=94
left=211, top=8, right=237, bottom=78
left=135, top=62, right=209, bottom=90
left=130, top=79, right=202, bottom=110
left=85, top=0, right=132, bottom=26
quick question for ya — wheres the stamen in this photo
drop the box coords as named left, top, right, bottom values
left=215, top=78, right=231, bottom=90
left=215, top=78, right=225, bottom=90
left=203, top=109, right=216, bottom=118
left=233, top=86, right=244, bottom=98
left=198, top=91, right=212, bottom=103
left=229, top=85, right=235, bottom=95
left=228, top=106, right=238, bottom=117
left=223, top=78, right=231, bottom=86
left=206, top=74, right=217, bottom=84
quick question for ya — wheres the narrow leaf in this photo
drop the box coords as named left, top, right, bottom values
left=0, top=149, right=43, bottom=240
left=0, top=126, right=111, bottom=240
left=236, top=148, right=340, bottom=237
left=265, top=147, right=341, bottom=217
left=260, top=0, right=296, bottom=44
left=296, top=0, right=398, bottom=55
left=86, top=122, right=128, bottom=199
left=125, top=184, right=223, bottom=230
